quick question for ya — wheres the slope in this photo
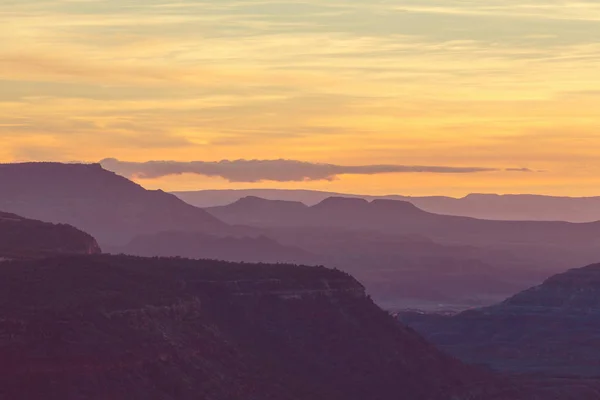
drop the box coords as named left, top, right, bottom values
left=0, top=254, right=515, bottom=400
left=0, top=163, right=229, bottom=245
left=399, top=263, right=600, bottom=376
left=0, top=211, right=100, bottom=259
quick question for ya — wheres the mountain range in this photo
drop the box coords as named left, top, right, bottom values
left=174, top=189, right=600, bottom=223
left=201, top=196, right=600, bottom=308
left=3, top=162, right=600, bottom=398
left=205, top=196, right=600, bottom=250
left=4, top=162, right=600, bottom=308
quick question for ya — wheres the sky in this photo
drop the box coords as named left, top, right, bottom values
left=2, top=0, right=600, bottom=196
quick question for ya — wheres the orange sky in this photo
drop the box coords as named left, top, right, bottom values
left=2, top=0, right=600, bottom=196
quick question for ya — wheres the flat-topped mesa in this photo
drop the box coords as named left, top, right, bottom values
left=230, top=196, right=308, bottom=212
left=0, top=255, right=366, bottom=314
left=0, top=162, right=136, bottom=198
left=312, top=196, right=370, bottom=210
left=369, top=199, right=425, bottom=213
left=0, top=211, right=100, bottom=259
left=0, top=254, right=509, bottom=400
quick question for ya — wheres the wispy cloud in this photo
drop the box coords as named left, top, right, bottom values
left=100, top=158, right=535, bottom=183
left=1, top=0, right=600, bottom=195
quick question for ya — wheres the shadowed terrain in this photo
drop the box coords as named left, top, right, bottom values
left=203, top=196, right=600, bottom=308
left=0, top=255, right=519, bottom=400
left=0, top=211, right=100, bottom=259
left=399, top=263, right=600, bottom=378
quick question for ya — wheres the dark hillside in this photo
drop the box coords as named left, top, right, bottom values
left=399, top=263, right=600, bottom=377
left=0, top=255, right=514, bottom=400
left=0, top=211, right=100, bottom=259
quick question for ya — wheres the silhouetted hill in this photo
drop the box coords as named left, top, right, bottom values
left=205, top=196, right=600, bottom=308
left=174, top=189, right=450, bottom=208
left=209, top=196, right=308, bottom=227
left=207, top=196, right=600, bottom=251
left=398, top=263, right=600, bottom=377
left=0, top=254, right=517, bottom=400
left=433, top=193, right=600, bottom=223
left=177, top=189, right=600, bottom=222
left=109, top=231, right=317, bottom=265
left=0, top=163, right=229, bottom=245
left=0, top=211, right=100, bottom=259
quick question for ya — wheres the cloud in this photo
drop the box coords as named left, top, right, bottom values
left=505, top=167, right=535, bottom=172
left=99, top=158, right=528, bottom=183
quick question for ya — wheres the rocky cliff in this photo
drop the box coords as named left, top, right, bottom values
left=0, top=212, right=100, bottom=259
left=0, top=254, right=517, bottom=400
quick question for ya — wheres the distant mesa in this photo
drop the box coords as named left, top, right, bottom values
left=207, top=195, right=600, bottom=249
left=312, top=196, right=370, bottom=208
left=205, top=194, right=600, bottom=308
left=175, top=188, right=600, bottom=223
left=232, top=196, right=308, bottom=211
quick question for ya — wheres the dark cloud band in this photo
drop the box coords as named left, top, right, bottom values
left=100, top=158, right=529, bottom=183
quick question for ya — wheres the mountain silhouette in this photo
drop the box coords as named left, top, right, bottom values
left=204, top=196, right=600, bottom=308
left=178, top=189, right=600, bottom=222
left=207, top=196, right=600, bottom=250
left=0, top=163, right=229, bottom=245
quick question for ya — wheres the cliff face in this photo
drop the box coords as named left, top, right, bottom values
left=0, top=212, right=100, bottom=259
left=0, top=255, right=511, bottom=400
left=399, top=263, right=600, bottom=377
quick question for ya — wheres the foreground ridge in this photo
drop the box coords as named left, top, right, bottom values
left=0, top=254, right=514, bottom=400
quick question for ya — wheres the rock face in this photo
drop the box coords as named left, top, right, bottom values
left=0, top=255, right=514, bottom=400
left=0, top=211, right=100, bottom=259
left=398, top=263, right=600, bottom=377
left=0, top=163, right=228, bottom=245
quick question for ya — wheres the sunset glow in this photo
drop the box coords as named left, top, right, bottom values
left=2, top=0, right=600, bottom=196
